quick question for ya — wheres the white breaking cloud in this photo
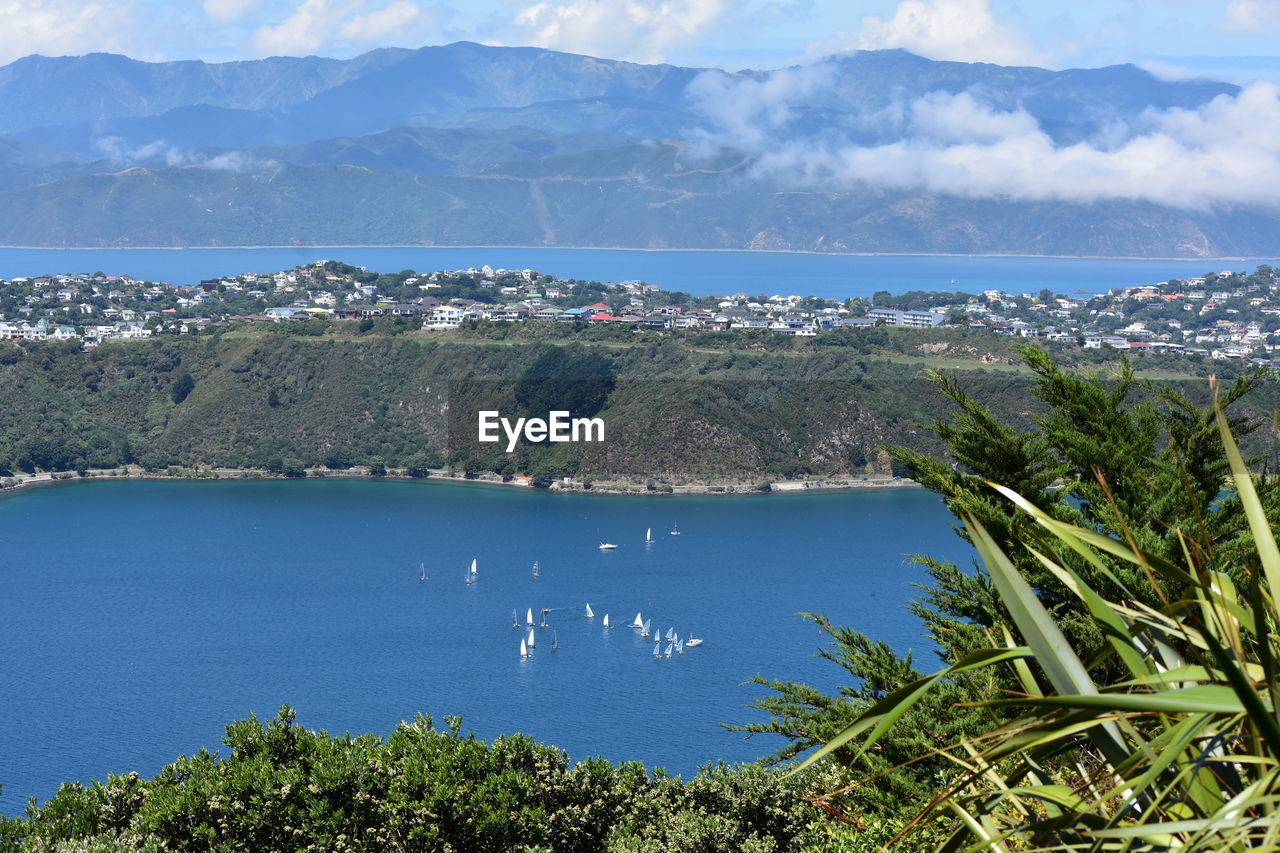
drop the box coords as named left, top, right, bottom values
left=507, top=0, right=730, bottom=63
left=252, top=0, right=441, bottom=56
left=810, top=0, right=1044, bottom=66
left=0, top=0, right=139, bottom=63
left=1222, top=0, right=1280, bottom=32
left=203, top=0, right=262, bottom=24
left=691, top=65, right=1280, bottom=210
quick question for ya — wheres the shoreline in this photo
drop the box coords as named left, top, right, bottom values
left=0, top=466, right=923, bottom=498
left=0, top=244, right=1270, bottom=262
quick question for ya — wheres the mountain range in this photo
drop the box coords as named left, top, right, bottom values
left=0, top=41, right=1267, bottom=257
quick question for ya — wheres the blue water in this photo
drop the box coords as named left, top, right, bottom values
left=0, top=246, right=1272, bottom=300
left=0, top=478, right=969, bottom=814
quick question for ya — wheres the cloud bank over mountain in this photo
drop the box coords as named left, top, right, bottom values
left=690, top=65, right=1280, bottom=210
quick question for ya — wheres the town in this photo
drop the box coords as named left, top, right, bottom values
left=1, top=260, right=1278, bottom=362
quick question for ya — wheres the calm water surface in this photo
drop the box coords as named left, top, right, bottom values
left=0, top=479, right=970, bottom=814
left=0, top=246, right=1272, bottom=300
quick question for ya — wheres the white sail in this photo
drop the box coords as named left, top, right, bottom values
left=586, top=602, right=594, bottom=618
left=664, top=643, right=673, bottom=657
left=512, top=609, right=519, bottom=627
left=641, top=619, right=651, bottom=636
left=676, top=639, right=683, bottom=654
left=532, top=560, right=540, bottom=579
left=653, top=644, right=661, bottom=658
left=520, top=639, right=527, bottom=657
left=552, top=630, right=559, bottom=649
left=666, top=627, right=674, bottom=641
left=528, top=627, right=535, bottom=648
left=603, top=614, right=610, bottom=628
left=526, top=608, right=534, bottom=626
left=631, top=612, right=643, bottom=628
left=646, top=527, right=652, bottom=542
left=470, top=558, right=477, bottom=576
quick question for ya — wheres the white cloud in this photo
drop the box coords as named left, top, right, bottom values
left=693, top=64, right=1280, bottom=209
left=508, top=0, right=729, bottom=63
left=203, top=0, right=261, bottom=24
left=338, top=0, right=421, bottom=41
left=252, top=0, right=440, bottom=56
left=811, top=0, right=1044, bottom=66
left=0, top=0, right=138, bottom=63
left=1222, top=0, right=1280, bottom=32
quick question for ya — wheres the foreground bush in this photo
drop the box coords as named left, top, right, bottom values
left=0, top=708, right=858, bottom=852
left=799, top=399, right=1280, bottom=850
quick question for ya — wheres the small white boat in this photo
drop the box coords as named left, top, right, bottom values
left=640, top=619, right=651, bottom=637
left=631, top=612, right=643, bottom=629
left=645, top=527, right=653, bottom=543
left=585, top=602, right=594, bottom=618
left=526, top=608, right=534, bottom=627
left=676, top=639, right=684, bottom=654
left=540, top=608, right=549, bottom=627
left=551, top=630, right=560, bottom=650
left=532, top=560, right=540, bottom=579
left=664, top=642, right=673, bottom=658
left=512, top=609, right=519, bottom=628
left=670, top=522, right=680, bottom=536
left=603, top=614, right=611, bottom=629
left=665, top=627, right=674, bottom=642
left=686, top=636, right=703, bottom=647
left=419, top=562, right=427, bottom=582
left=599, top=542, right=617, bottom=550
left=469, top=558, right=478, bottom=581
left=528, top=627, right=536, bottom=648
left=520, top=638, right=528, bottom=658
left=653, top=644, right=661, bottom=659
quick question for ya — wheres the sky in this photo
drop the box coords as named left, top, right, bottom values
left=2, top=0, right=1280, bottom=81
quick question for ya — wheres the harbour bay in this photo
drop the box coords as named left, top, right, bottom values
left=0, top=478, right=969, bottom=814
left=0, top=246, right=1276, bottom=301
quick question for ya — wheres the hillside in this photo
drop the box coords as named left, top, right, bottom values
left=0, top=44, right=1270, bottom=256
left=1, top=332, right=1275, bottom=488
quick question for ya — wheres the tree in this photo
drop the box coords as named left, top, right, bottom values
left=737, top=347, right=1270, bottom=823
left=169, top=373, right=195, bottom=405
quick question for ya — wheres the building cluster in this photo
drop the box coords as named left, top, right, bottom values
left=2, top=262, right=1278, bottom=361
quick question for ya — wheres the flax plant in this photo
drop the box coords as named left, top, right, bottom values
left=794, top=400, right=1280, bottom=851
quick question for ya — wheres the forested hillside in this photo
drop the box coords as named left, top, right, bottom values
left=1, top=333, right=1275, bottom=487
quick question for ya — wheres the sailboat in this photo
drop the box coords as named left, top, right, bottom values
left=528, top=627, right=536, bottom=649
left=469, top=558, right=478, bottom=581
left=665, top=627, right=674, bottom=642
left=645, top=527, right=653, bottom=543
left=520, top=638, right=528, bottom=658
left=526, top=607, right=534, bottom=627
left=551, top=630, right=560, bottom=650
left=676, top=639, right=684, bottom=654
left=465, top=567, right=473, bottom=586
left=653, top=643, right=661, bottom=659
left=512, top=609, right=520, bottom=628
left=603, top=614, right=611, bottom=629
left=664, top=642, right=673, bottom=658
left=419, top=562, right=427, bottom=582
left=531, top=560, right=540, bottom=579
left=585, top=602, right=594, bottom=618
left=670, top=521, right=680, bottom=535
left=631, top=612, right=644, bottom=629
left=540, top=608, right=549, bottom=628
left=641, top=619, right=651, bottom=637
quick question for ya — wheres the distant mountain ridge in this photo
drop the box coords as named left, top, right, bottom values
left=0, top=42, right=1268, bottom=257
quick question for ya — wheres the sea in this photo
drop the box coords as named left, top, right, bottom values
left=0, top=246, right=1275, bottom=301
left=0, top=479, right=968, bottom=814
left=0, top=246, right=1264, bottom=815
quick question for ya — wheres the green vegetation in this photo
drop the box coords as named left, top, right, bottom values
left=740, top=347, right=1280, bottom=848
left=0, top=707, right=856, bottom=853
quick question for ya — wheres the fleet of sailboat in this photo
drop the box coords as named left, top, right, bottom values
left=442, top=537, right=707, bottom=665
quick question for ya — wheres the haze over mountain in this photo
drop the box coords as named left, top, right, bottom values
left=0, top=40, right=1272, bottom=257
